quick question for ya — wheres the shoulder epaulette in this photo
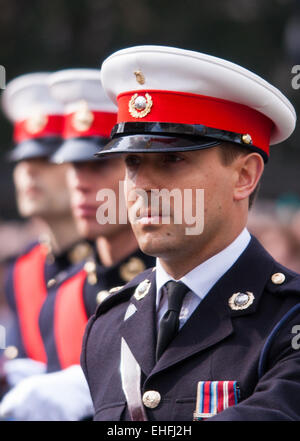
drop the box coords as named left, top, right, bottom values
left=266, top=264, right=300, bottom=297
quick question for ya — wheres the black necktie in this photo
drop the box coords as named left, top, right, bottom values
left=156, top=281, right=189, bottom=361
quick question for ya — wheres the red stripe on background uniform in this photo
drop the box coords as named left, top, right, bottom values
left=54, top=270, right=88, bottom=369
left=14, top=244, right=48, bottom=362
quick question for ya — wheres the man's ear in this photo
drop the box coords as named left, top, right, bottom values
left=233, top=153, right=264, bottom=202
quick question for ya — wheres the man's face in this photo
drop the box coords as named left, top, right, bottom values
left=13, top=158, right=72, bottom=219
left=66, top=158, right=126, bottom=240
left=124, top=147, right=239, bottom=261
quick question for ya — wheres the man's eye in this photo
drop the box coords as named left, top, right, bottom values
left=125, top=155, right=141, bottom=168
left=163, top=154, right=183, bottom=163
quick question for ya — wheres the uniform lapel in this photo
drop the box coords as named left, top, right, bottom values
left=151, top=282, right=233, bottom=375
left=119, top=271, right=157, bottom=376
left=150, top=236, right=275, bottom=376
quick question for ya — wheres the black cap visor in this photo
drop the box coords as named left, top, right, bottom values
left=8, top=137, right=62, bottom=162
left=51, top=137, right=111, bottom=164
left=95, top=133, right=220, bottom=157
left=94, top=122, right=268, bottom=162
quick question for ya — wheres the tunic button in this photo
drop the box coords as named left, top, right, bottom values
left=4, top=345, right=19, bottom=360
left=142, top=390, right=161, bottom=409
left=96, top=290, right=110, bottom=305
left=47, top=278, right=56, bottom=288
left=271, top=273, right=286, bottom=285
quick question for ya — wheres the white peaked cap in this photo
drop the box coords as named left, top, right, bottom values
left=48, top=68, right=117, bottom=114
left=2, top=72, right=63, bottom=122
left=100, top=45, right=296, bottom=158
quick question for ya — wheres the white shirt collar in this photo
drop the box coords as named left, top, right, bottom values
left=155, top=228, right=251, bottom=308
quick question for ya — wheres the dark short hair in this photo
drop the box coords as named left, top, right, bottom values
left=217, top=142, right=261, bottom=209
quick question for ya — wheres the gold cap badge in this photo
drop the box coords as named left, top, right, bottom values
left=72, top=100, right=94, bottom=132
left=129, top=93, right=153, bottom=118
left=25, top=112, right=48, bottom=134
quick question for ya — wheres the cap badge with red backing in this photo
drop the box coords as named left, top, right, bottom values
left=25, top=111, right=49, bottom=135
left=72, top=100, right=95, bottom=132
left=129, top=93, right=153, bottom=118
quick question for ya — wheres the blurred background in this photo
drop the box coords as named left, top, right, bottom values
left=0, top=0, right=300, bottom=321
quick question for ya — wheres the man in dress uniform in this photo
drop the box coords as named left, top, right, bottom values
left=0, top=73, right=91, bottom=394
left=80, top=46, right=300, bottom=421
left=0, top=69, right=155, bottom=420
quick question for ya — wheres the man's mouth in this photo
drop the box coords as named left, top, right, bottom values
left=131, top=207, right=170, bottom=225
left=73, top=203, right=97, bottom=218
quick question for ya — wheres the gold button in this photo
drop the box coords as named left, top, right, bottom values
left=96, top=290, right=110, bottom=305
left=87, top=273, right=97, bottom=285
left=4, top=346, right=19, bottom=360
left=142, top=390, right=161, bottom=409
left=271, top=273, right=286, bottom=285
left=241, top=133, right=252, bottom=144
left=84, top=261, right=96, bottom=273
left=47, top=278, right=56, bottom=288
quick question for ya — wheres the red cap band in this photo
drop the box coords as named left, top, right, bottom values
left=117, top=90, right=273, bottom=156
left=14, top=115, right=64, bottom=143
left=63, top=110, right=117, bottom=139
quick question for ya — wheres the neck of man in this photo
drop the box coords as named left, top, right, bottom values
left=38, top=215, right=80, bottom=256
left=159, top=222, right=247, bottom=280
left=96, top=227, right=139, bottom=267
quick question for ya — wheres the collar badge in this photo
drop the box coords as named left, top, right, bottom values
left=134, top=279, right=151, bottom=300
left=228, top=291, right=254, bottom=311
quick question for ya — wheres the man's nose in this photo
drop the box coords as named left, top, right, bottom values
left=127, top=164, right=158, bottom=193
left=21, top=160, right=41, bottom=177
left=68, top=165, right=92, bottom=192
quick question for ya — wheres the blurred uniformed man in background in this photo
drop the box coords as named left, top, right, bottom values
left=80, top=46, right=300, bottom=421
left=0, top=73, right=92, bottom=396
left=0, top=69, right=155, bottom=420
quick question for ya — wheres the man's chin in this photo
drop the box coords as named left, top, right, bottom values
left=136, top=233, right=179, bottom=259
left=76, top=221, right=100, bottom=241
left=18, top=204, right=49, bottom=218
